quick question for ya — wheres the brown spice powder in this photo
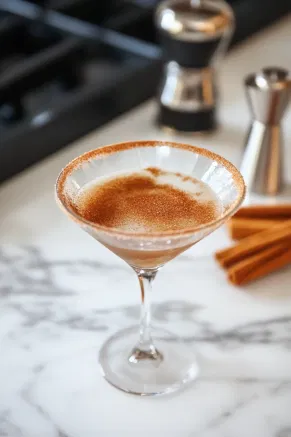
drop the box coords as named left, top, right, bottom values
left=72, top=168, right=220, bottom=233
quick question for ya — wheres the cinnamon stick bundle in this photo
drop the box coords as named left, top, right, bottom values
left=216, top=220, right=291, bottom=269
left=234, top=204, right=291, bottom=219
left=216, top=204, right=291, bottom=286
left=228, top=217, right=278, bottom=240
left=227, top=243, right=291, bottom=285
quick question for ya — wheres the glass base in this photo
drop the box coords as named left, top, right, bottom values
left=99, top=326, right=199, bottom=396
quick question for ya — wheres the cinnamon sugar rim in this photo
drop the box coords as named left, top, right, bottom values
left=56, top=140, right=246, bottom=238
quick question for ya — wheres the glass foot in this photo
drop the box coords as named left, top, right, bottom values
left=99, top=326, right=199, bottom=396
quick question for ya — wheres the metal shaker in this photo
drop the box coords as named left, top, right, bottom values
left=155, top=0, right=234, bottom=133
left=240, top=67, right=291, bottom=196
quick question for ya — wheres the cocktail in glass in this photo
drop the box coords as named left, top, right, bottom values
left=56, top=140, right=245, bottom=396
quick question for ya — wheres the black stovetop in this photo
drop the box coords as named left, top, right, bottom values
left=0, top=0, right=289, bottom=183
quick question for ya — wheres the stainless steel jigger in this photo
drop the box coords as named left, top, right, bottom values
left=240, top=67, right=291, bottom=196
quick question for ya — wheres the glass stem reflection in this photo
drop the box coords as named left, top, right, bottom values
left=128, top=269, right=163, bottom=364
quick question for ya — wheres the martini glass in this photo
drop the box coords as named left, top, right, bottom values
left=56, top=140, right=245, bottom=396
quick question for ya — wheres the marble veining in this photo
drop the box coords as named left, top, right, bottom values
left=1, top=245, right=291, bottom=436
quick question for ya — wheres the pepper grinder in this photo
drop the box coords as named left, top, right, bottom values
left=155, top=0, right=234, bottom=133
left=240, top=67, right=291, bottom=196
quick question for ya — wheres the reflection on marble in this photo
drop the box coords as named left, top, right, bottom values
left=1, top=245, right=291, bottom=436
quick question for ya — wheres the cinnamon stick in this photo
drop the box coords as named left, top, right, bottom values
left=234, top=204, right=291, bottom=220
left=228, top=218, right=279, bottom=240
left=228, top=243, right=290, bottom=285
left=216, top=220, right=291, bottom=268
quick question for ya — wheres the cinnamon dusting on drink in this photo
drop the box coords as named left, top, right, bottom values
left=146, top=167, right=164, bottom=177
left=72, top=167, right=221, bottom=233
left=57, top=141, right=245, bottom=225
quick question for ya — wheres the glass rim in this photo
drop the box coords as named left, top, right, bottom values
left=56, top=140, right=246, bottom=239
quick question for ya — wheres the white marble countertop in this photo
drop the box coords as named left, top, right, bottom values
left=1, top=15, right=291, bottom=437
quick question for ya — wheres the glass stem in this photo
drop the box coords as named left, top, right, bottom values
left=128, top=269, right=163, bottom=364
left=138, top=270, right=155, bottom=349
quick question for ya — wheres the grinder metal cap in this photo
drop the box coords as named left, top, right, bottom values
left=156, top=0, right=234, bottom=42
left=156, top=0, right=234, bottom=69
